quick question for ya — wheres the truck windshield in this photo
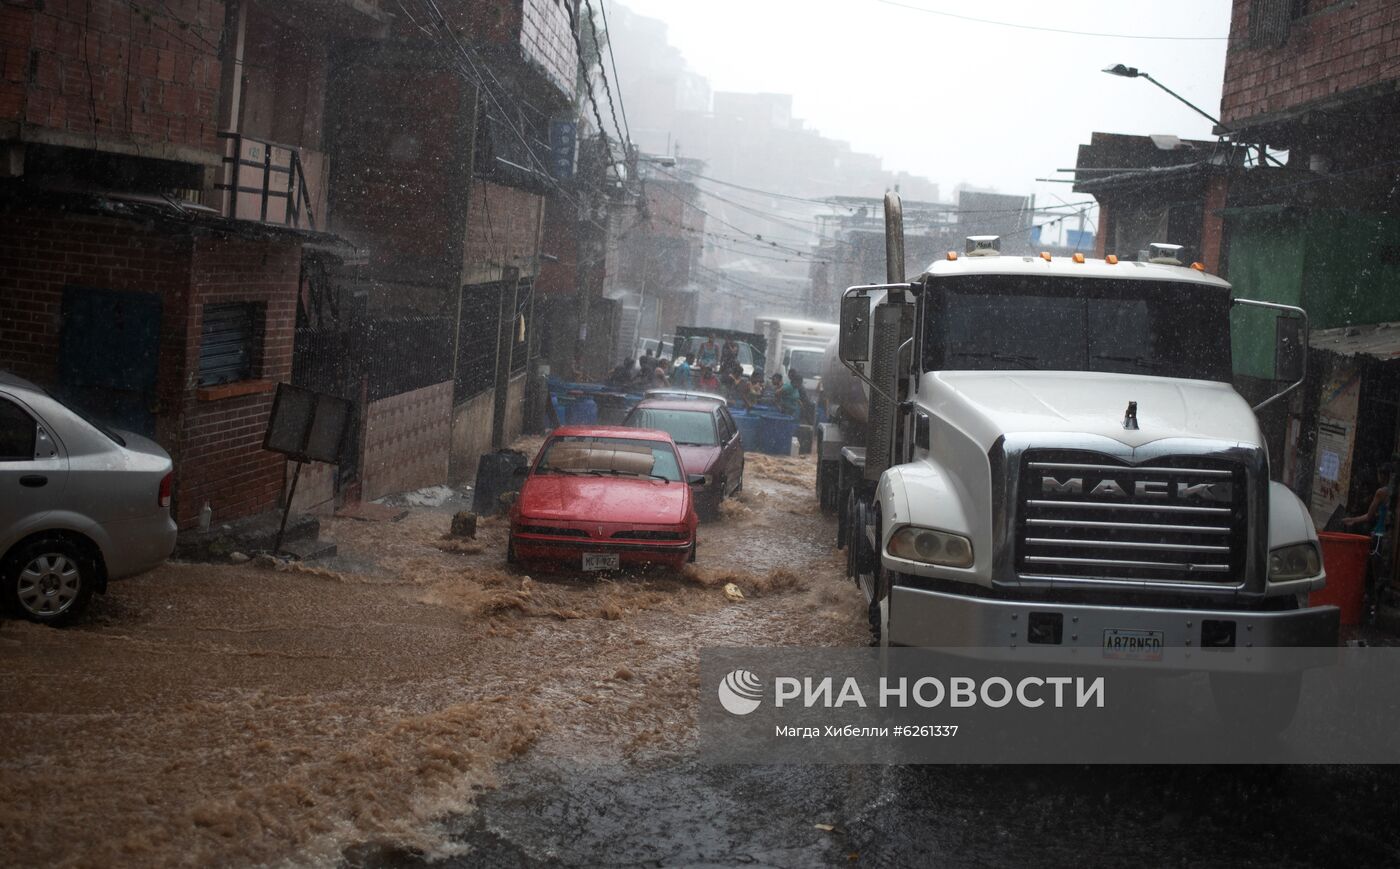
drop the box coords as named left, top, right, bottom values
left=787, top=349, right=824, bottom=379
left=924, top=276, right=1233, bottom=382
left=682, top=337, right=758, bottom=369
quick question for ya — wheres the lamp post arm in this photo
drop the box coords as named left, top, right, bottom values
left=1141, top=72, right=1224, bottom=128
left=1141, top=73, right=1286, bottom=169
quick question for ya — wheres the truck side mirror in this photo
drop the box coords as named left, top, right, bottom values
left=840, top=295, right=870, bottom=363
left=1275, top=315, right=1305, bottom=383
left=1234, top=297, right=1308, bottom=412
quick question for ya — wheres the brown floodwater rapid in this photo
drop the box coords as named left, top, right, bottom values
left=0, top=447, right=863, bottom=867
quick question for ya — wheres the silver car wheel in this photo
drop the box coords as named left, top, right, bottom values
left=16, top=553, right=82, bottom=617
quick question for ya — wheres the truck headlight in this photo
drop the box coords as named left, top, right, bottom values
left=887, top=526, right=974, bottom=568
left=1269, top=542, right=1321, bottom=582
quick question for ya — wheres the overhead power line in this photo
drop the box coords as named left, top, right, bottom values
left=595, top=0, right=631, bottom=144
left=876, top=0, right=1232, bottom=40
left=582, top=0, right=628, bottom=148
left=565, top=0, right=621, bottom=177
left=397, top=0, right=612, bottom=236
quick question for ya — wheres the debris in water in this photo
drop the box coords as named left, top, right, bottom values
left=382, top=484, right=457, bottom=508
left=613, top=666, right=634, bottom=681
left=434, top=538, right=485, bottom=555
left=229, top=551, right=249, bottom=563
left=814, top=823, right=836, bottom=832
left=449, top=511, right=478, bottom=539
left=723, top=583, right=745, bottom=602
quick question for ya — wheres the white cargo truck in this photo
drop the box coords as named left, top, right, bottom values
left=754, top=316, right=838, bottom=390
left=822, top=194, right=1338, bottom=713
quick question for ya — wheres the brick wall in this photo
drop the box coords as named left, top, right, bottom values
left=361, top=380, right=452, bottom=501
left=0, top=0, right=224, bottom=158
left=462, top=178, right=544, bottom=285
left=1222, top=0, right=1400, bottom=126
left=0, top=208, right=190, bottom=427
left=327, top=50, right=473, bottom=298
left=519, top=0, right=577, bottom=101
left=450, top=387, right=496, bottom=482
left=0, top=203, right=305, bottom=529
left=174, top=235, right=300, bottom=527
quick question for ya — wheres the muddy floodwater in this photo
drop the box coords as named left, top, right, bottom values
left=0, top=446, right=864, bottom=866
left=7, top=445, right=1400, bottom=868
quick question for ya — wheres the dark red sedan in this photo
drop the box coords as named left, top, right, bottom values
left=507, top=426, right=700, bottom=572
left=622, top=398, right=744, bottom=518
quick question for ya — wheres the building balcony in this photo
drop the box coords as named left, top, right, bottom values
left=215, top=132, right=326, bottom=231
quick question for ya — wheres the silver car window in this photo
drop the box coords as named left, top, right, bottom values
left=0, top=398, right=37, bottom=461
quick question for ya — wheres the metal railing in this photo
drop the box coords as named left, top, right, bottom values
left=216, top=132, right=317, bottom=230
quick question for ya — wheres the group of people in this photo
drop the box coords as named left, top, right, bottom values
left=603, top=334, right=810, bottom=418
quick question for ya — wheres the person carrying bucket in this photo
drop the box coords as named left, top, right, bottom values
left=1343, top=461, right=1396, bottom=615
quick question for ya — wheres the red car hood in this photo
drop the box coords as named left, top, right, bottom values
left=519, top=475, right=689, bottom=524
left=675, top=444, right=722, bottom=476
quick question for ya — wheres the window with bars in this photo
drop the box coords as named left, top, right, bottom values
left=198, top=302, right=262, bottom=386
left=455, top=283, right=503, bottom=402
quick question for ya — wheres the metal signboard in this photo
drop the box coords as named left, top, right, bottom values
left=263, top=382, right=352, bottom=464
left=549, top=120, right=577, bottom=180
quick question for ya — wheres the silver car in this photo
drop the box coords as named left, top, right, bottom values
left=0, top=371, right=176, bottom=625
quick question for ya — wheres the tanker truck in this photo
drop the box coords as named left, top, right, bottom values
left=819, top=194, right=1337, bottom=714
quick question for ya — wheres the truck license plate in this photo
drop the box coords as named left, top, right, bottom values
left=1102, top=629, right=1164, bottom=661
left=582, top=553, right=620, bottom=572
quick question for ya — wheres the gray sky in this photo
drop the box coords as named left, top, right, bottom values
left=615, top=0, right=1231, bottom=211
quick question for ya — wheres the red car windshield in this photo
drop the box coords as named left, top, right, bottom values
left=536, top=435, right=684, bottom=482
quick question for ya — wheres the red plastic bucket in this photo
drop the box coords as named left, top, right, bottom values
left=1315, top=531, right=1371, bottom=626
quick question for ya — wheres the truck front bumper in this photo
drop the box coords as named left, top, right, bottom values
left=887, top=586, right=1340, bottom=660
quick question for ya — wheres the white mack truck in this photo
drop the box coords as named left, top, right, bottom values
left=820, top=194, right=1339, bottom=677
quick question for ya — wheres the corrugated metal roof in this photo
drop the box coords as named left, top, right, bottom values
left=1309, top=321, right=1400, bottom=361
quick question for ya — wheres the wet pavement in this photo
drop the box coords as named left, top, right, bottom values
left=425, top=762, right=1400, bottom=868
left=6, top=444, right=1400, bottom=867
left=0, top=445, right=863, bottom=866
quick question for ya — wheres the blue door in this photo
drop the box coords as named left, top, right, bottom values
left=57, top=287, right=163, bottom=437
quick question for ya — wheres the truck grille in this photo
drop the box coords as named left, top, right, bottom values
left=1016, top=450, right=1247, bottom=584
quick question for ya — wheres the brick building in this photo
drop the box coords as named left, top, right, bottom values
left=0, top=0, right=357, bottom=530
left=600, top=157, right=705, bottom=363
left=1214, top=0, right=1400, bottom=513
left=1070, top=132, right=1237, bottom=271
left=319, top=0, right=578, bottom=482
left=2, top=0, right=579, bottom=531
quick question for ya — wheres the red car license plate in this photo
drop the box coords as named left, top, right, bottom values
left=582, top=553, right=620, bottom=571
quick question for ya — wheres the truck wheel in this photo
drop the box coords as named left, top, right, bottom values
left=1210, top=671, right=1301, bottom=735
left=851, top=500, right=878, bottom=578
left=817, top=460, right=839, bottom=514
left=867, top=558, right=894, bottom=645
left=4, top=537, right=95, bottom=627
left=838, top=488, right=854, bottom=552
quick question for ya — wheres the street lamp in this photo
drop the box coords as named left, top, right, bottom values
left=1102, top=64, right=1223, bottom=128
left=1102, top=64, right=1284, bottom=168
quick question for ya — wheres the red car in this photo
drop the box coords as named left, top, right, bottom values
left=622, top=398, right=744, bottom=518
left=507, top=425, right=700, bottom=572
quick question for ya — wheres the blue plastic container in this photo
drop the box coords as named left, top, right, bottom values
left=550, top=396, right=569, bottom=426
left=567, top=396, right=599, bottom=425
left=732, top=410, right=761, bottom=449
left=758, top=413, right=798, bottom=455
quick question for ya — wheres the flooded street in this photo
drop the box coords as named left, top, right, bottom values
left=0, top=446, right=865, bottom=867
left=6, top=444, right=1400, bottom=868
